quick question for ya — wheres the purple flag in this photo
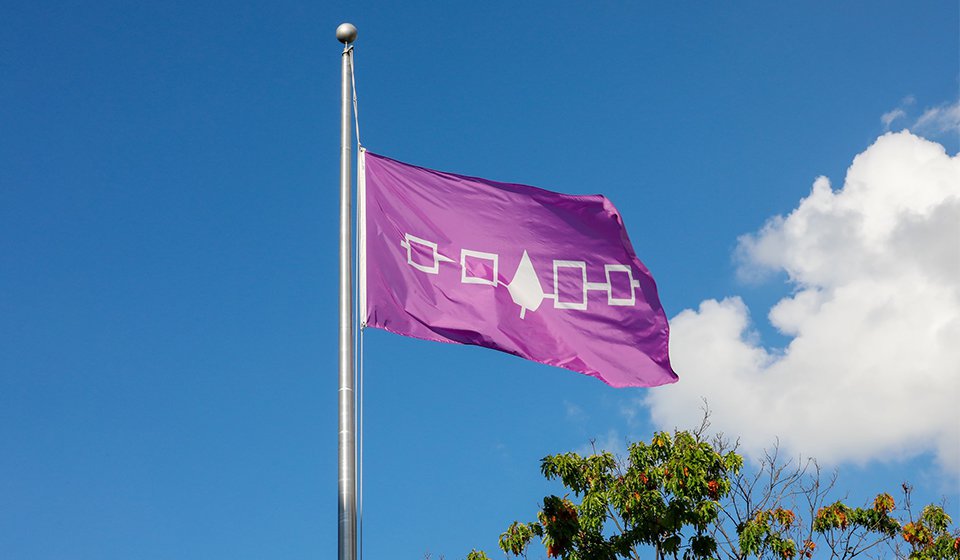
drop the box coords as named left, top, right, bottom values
left=359, top=150, right=678, bottom=388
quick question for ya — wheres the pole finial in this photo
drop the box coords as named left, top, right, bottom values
left=336, top=23, right=358, bottom=44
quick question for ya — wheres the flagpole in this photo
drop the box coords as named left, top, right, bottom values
left=336, top=21, right=358, bottom=560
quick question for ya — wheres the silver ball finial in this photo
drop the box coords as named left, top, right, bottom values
left=336, top=23, right=358, bottom=44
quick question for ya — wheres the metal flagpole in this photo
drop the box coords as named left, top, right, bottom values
left=336, top=21, right=358, bottom=560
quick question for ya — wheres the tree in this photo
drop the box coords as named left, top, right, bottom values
left=476, top=416, right=959, bottom=560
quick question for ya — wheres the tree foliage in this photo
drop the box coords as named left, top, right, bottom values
left=496, top=422, right=741, bottom=560
left=473, top=416, right=959, bottom=560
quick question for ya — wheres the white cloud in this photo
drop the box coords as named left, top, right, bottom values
left=878, top=97, right=958, bottom=138
left=913, top=101, right=960, bottom=136
left=646, top=131, right=960, bottom=474
left=564, top=400, right=587, bottom=423
left=881, top=108, right=906, bottom=129
left=881, top=95, right=915, bottom=131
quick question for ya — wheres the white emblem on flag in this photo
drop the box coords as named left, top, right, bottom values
left=552, top=260, right=589, bottom=310
left=604, top=264, right=639, bottom=306
left=507, top=250, right=545, bottom=319
left=460, top=249, right=499, bottom=286
left=398, top=232, right=641, bottom=317
left=400, top=233, right=454, bottom=274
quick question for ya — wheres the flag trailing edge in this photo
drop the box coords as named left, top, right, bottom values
left=358, top=149, right=678, bottom=389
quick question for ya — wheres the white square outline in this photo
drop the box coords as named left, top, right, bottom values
left=460, top=249, right=498, bottom=286
left=553, top=260, right=588, bottom=310
left=605, top=264, right=636, bottom=306
left=403, top=233, right=440, bottom=274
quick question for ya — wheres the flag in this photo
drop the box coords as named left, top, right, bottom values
left=359, top=150, right=678, bottom=388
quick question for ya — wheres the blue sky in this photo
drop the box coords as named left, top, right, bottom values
left=1, top=1, right=957, bottom=559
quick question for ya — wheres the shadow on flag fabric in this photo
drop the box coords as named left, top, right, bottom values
left=359, top=150, right=678, bottom=388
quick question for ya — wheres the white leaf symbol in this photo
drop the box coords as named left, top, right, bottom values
left=507, top=251, right=544, bottom=319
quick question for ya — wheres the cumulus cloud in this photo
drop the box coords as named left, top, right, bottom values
left=646, top=131, right=960, bottom=474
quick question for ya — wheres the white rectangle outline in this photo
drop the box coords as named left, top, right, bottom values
left=460, top=249, right=498, bottom=286
left=605, top=264, right=636, bottom=306
left=553, top=260, right=588, bottom=310
left=403, top=234, right=441, bottom=274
